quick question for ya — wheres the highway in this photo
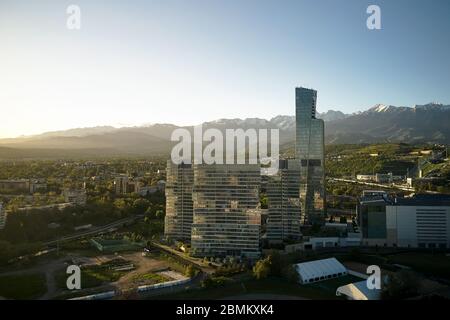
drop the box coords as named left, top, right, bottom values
left=44, top=214, right=145, bottom=246
left=328, top=177, right=415, bottom=192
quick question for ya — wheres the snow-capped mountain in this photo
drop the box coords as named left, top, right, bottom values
left=0, top=103, right=449, bottom=158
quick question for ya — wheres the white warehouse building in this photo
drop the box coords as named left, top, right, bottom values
left=294, top=257, right=347, bottom=284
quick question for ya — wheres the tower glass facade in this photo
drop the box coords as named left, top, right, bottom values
left=295, top=87, right=326, bottom=224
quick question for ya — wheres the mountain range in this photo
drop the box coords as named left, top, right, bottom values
left=0, top=103, right=449, bottom=158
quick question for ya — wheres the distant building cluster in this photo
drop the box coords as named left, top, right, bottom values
left=114, top=175, right=165, bottom=196
left=0, top=179, right=47, bottom=194
left=164, top=87, right=326, bottom=258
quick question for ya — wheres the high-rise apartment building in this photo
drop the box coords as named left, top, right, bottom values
left=266, top=159, right=302, bottom=243
left=191, top=164, right=261, bottom=259
left=295, top=87, right=326, bottom=224
left=164, top=161, right=194, bottom=241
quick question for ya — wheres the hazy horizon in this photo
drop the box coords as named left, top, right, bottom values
left=2, top=0, right=450, bottom=138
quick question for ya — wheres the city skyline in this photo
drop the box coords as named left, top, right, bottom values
left=2, top=0, right=450, bottom=138
left=1, top=0, right=450, bottom=305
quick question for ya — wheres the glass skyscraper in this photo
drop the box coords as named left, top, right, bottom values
left=295, top=87, right=326, bottom=224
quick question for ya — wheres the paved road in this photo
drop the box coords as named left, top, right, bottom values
left=150, top=241, right=215, bottom=274
left=44, top=215, right=144, bottom=246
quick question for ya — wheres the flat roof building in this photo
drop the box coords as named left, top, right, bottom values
left=358, top=192, right=450, bottom=249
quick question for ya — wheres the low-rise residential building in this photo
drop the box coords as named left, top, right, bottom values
left=0, top=178, right=48, bottom=194
left=63, top=188, right=87, bottom=206
left=0, top=179, right=30, bottom=193
left=30, top=179, right=47, bottom=193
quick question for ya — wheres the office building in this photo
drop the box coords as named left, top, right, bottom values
left=295, top=87, right=326, bottom=224
left=358, top=192, right=450, bottom=248
left=191, top=164, right=261, bottom=259
left=266, top=159, right=302, bottom=243
left=164, top=161, right=194, bottom=241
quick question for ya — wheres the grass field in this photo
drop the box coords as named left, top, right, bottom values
left=55, top=265, right=126, bottom=289
left=387, top=252, right=450, bottom=280
left=155, top=275, right=359, bottom=300
left=131, top=272, right=169, bottom=284
left=0, top=273, right=47, bottom=299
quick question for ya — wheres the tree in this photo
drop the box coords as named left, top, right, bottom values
left=260, top=195, right=268, bottom=209
left=267, top=251, right=283, bottom=276
left=253, top=256, right=271, bottom=280
left=132, top=198, right=150, bottom=214
left=114, top=198, right=127, bottom=210
left=185, top=264, right=196, bottom=278
left=381, top=270, right=421, bottom=300
left=155, top=210, right=163, bottom=219
left=281, top=265, right=299, bottom=283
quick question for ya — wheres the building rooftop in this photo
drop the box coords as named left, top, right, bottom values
left=359, top=192, right=450, bottom=207
left=294, top=257, right=347, bottom=283
left=394, top=194, right=450, bottom=206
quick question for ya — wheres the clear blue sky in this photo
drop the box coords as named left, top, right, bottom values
left=1, top=0, right=449, bottom=137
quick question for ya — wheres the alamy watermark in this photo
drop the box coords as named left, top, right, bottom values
left=171, top=125, right=280, bottom=174
left=367, top=5, right=381, bottom=30
left=66, top=265, right=81, bottom=290
left=366, top=265, right=381, bottom=289
left=66, top=4, right=81, bottom=30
